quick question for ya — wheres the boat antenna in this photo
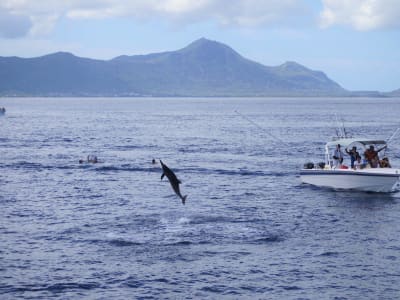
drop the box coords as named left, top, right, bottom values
left=234, top=110, right=287, bottom=145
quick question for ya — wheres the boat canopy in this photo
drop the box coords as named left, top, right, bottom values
left=326, top=138, right=387, bottom=149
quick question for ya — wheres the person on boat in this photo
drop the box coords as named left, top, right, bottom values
left=87, top=155, right=98, bottom=163
left=353, top=155, right=365, bottom=170
left=364, top=145, right=387, bottom=168
left=79, top=155, right=98, bottom=163
left=380, top=157, right=391, bottom=168
left=345, top=146, right=359, bottom=168
left=332, top=144, right=344, bottom=168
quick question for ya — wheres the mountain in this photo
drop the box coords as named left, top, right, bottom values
left=387, top=88, right=400, bottom=97
left=0, top=38, right=347, bottom=97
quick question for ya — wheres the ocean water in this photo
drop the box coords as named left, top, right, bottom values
left=1, top=97, right=400, bottom=300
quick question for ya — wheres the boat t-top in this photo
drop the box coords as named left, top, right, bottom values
left=301, top=137, right=400, bottom=193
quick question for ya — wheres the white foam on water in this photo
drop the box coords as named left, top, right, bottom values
left=178, top=217, right=191, bottom=225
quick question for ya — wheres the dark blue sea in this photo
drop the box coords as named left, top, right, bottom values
left=1, top=97, right=400, bottom=299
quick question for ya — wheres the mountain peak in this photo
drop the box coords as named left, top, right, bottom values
left=278, top=61, right=309, bottom=72
left=46, top=51, right=75, bottom=57
left=179, top=38, right=240, bottom=57
left=186, top=37, right=219, bottom=48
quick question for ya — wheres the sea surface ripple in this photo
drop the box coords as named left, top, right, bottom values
left=1, top=97, right=400, bottom=299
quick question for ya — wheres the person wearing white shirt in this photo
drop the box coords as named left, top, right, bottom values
left=332, top=144, right=344, bottom=168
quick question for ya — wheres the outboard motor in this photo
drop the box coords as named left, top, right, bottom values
left=303, top=162, right=314, bottom=169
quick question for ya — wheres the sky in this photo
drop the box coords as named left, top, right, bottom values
left=0, top=0, right=399, bottom=92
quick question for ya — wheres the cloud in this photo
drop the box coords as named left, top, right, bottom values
left=0, top=3, right=58, bottom=38
left=3, top=1, right=398, bottom=38
left=320, top=0, right=400, bottom=30
left=204, top=0, right=308, bottom=27
left=0, top=0, right=309, bottom=38
left=0, top=10, right=32, bottom=38
left=66, top=0, right=308, bottom=26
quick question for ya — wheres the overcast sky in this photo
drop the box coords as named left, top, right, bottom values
left=0, top=0, right=399, bottom=91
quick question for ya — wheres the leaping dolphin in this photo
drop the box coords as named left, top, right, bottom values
left=160, top=160, right=187, bottom=205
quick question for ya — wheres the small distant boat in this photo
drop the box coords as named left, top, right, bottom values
left=0, top=107, right=5, bottom=115
left=79, top=155, right=99, bottom=164
left=300, top=138, right=400, bottom=193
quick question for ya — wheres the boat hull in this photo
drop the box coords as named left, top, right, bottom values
left=300, top=169, right=400, bottom=193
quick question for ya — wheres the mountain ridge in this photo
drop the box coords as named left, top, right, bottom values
left=0, top=38, right=377, bottom=97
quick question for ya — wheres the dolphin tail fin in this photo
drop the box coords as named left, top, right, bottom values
left=161, top=173, right=165, bottom=180
left=182, top=195, right=187, bottom=205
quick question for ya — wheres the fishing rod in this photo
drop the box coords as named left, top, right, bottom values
left=234, top=110, right=288, bottom=146
left=334, top=113, right=349, bottom=138
left=382, top=127, right=400, bottom=156
left=386, top=127, right=400, bottom=144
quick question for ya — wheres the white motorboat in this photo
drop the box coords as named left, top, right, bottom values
left=300, top=138, right=400, bottom=193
